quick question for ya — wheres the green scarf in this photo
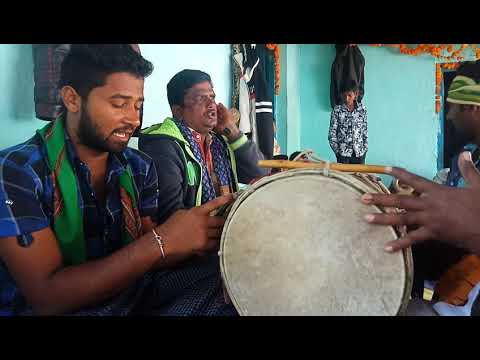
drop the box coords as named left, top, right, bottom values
left=36, top=118, right=142, bottom=266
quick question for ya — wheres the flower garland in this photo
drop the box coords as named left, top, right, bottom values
left=369, top=44, right=480, bottom=61
left=266, top=44, right=280, bottom=95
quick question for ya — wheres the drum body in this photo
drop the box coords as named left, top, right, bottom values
left=219, top=169, right=413, bottom=316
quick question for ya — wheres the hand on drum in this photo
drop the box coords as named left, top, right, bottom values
left=361, top=151, right=480, bottom=255
left=155, top=194, right=234, bottom=257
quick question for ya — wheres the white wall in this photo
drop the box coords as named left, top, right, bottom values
left=140, top=44, right=232, bottom=127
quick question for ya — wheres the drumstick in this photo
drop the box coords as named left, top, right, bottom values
left=258, top=160, right=390, bottom=174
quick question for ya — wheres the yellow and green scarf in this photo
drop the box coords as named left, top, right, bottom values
left=447, top=75, right=480, bottom=106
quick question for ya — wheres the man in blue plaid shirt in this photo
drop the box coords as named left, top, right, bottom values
left=0, top=44, right=235, bottom=316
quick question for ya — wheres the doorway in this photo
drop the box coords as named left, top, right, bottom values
left=441, top=69, right=468, bottom=169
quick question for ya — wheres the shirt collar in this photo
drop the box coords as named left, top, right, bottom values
left=341, top=101, right=362, bottom=112
left=188, top=127, right=213, bottom=146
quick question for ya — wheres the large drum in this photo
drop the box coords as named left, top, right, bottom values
left=219, top=169, right=413, bottom=316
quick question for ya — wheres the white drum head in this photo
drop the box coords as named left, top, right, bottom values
left=220, top=169, right=412, bottom=316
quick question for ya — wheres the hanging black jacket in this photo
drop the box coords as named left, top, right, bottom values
left=330, top=44, right=365, bottom=109
left=243, top=44, right=275, bottom=160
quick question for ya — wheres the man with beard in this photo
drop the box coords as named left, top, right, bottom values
left=362, top=60, right=480, bottom=315
left=0, top=45, right=234, bottom=316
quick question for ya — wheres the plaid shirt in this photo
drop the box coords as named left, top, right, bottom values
left=0, top=128, right=159, bottom=316
left=328, top=102, right=368, bottom=157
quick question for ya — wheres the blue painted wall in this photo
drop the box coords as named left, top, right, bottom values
left=0, top=44, right=231, bottom=150
left=277, top=44, right=443, bottom=181
left=0, top=44, right=45, bottom=149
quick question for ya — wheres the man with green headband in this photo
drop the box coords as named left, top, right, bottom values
left=0, top=45, right=235, bottom=316
left=361, top=60, right=480, bottom=316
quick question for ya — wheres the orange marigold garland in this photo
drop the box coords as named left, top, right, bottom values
left=266, top=44, right=280, bottom=95
left=435, top=63, right=442, bottom=113
left=368, top=44, right=478, bottom=62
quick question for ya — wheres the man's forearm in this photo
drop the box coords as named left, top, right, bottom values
left=35, top=232, right=162, bottom=315
left=233, top=137, right=269, bottom=183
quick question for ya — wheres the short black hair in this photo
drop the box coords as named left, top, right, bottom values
left=167, top=69, right=212, bottom=108
left=59, top=44, right=154, bottom=100
left=341, top=80, right=359, bottom=94
left=455, top=60, right=480, bottom=83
